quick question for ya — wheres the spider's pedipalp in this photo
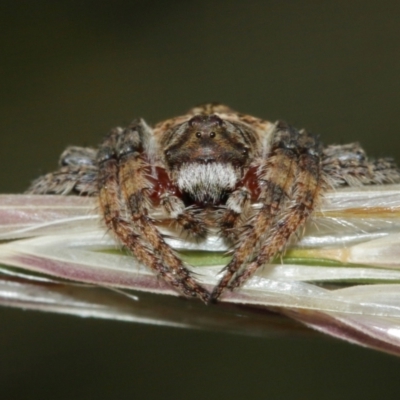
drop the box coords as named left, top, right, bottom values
left=218, top=187, right=252, bottom=241
left=160, top=194, right=208, bottom=237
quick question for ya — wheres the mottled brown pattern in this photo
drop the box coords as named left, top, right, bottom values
left=27, top=104, right=400, bottom=302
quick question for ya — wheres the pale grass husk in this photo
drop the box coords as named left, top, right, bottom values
left=1, top=186, right=400, bottom=354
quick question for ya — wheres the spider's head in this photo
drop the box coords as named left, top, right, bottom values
left=164, top=114, right=250, bottom=167
left=162, top=114, right=255, bottom=204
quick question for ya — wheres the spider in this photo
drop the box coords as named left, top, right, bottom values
left=27, top=104, right=400, bottom=303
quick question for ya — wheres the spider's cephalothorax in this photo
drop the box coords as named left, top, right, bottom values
left=28, top=104, right=400, bottom=303
left=162, top=113, right=258, bottom=205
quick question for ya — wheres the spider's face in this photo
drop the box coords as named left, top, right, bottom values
left=162, top=114, right=255, bottom=204
left=163, top=114, right=251, bottom=167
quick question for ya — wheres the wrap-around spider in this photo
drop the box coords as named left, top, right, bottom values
left=28, top=104, right=400, bottom=303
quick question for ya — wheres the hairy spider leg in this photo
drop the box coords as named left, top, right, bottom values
left=27, top=146, right=98, bottom=195
left=211, top=123, right=322, bottom=300
left=98, top=121, right=210, bottom=302
left=226, top=128, right=325, bottom=293
left=322, top=142, right=400, bottom=186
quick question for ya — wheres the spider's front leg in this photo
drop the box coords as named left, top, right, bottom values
left=27, top=146, right=98, bottom=195
left=212, top=122, right=325, bottom=300
left=97, top=121, right=210, bottom=302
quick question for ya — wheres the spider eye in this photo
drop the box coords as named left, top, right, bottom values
left=196, top=132, right=202, bottom=138
left=210, top=131, right=216, bottom=138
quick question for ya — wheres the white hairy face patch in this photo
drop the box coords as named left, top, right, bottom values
left=176, top=163, right=239, bottom=203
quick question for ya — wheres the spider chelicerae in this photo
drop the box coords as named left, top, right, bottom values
left=28, top=104, right=400, bottom=303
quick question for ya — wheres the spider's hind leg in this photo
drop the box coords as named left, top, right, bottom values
left=322, top=142, right=400, bottom=187
left=27, top=146, right=98, bottom=195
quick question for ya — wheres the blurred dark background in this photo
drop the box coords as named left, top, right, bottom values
left=2, top=1, right=400, bottom=399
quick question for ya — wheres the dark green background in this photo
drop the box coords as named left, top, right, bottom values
left=2, top=1, right=400, bottom=399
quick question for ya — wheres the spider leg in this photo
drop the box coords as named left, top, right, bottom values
left=322, top=143, right=400, bottom=186
left=211, top=122, right=303, bottom=300
left=98, top=121, right=210, bottom=302
left=27, top=146, right=98, bottom=195
left=225, top=129, right=325, bottom=294
left=59, top=146, right=97, bottom=167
